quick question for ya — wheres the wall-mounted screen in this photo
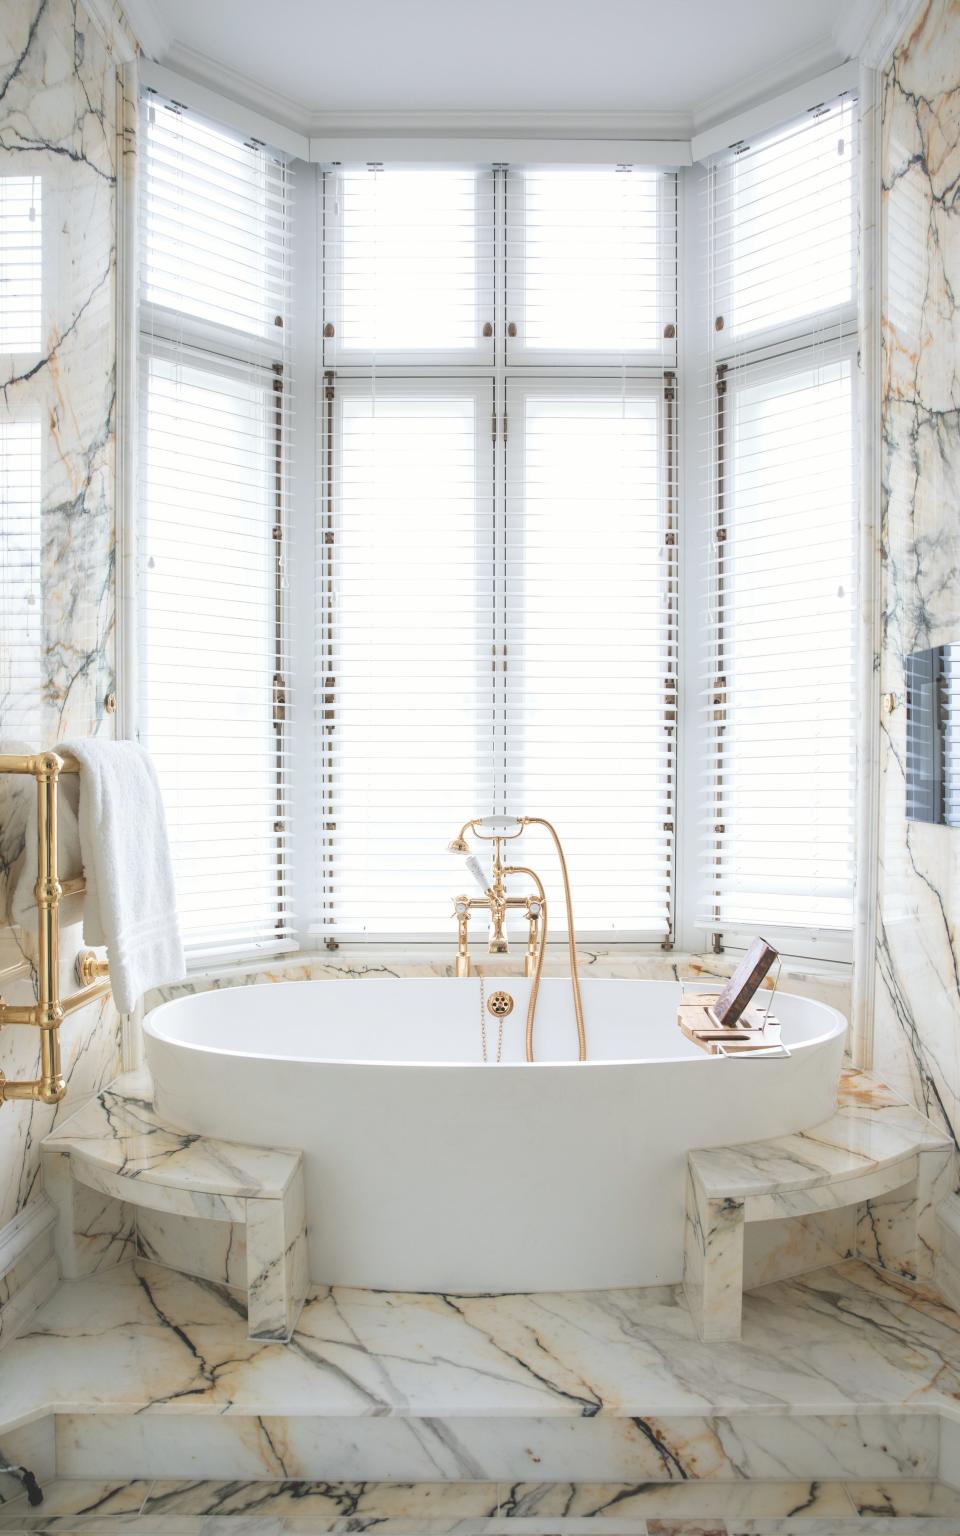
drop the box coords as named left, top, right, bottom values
left=906, top=644, right=960, bottom=826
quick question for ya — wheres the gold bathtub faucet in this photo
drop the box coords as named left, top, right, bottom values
left=447, top=816, right=586, bottom=1063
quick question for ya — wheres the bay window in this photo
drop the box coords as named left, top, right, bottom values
left=137, top=85, right=860, bottom=962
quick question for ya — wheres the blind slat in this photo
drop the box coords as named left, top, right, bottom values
left=139, top=100, right=294, bottom=959
left=703, top=96, right=859, bottom=938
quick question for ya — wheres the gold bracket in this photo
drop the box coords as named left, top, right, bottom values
left=76, top=950, right=110, bottom=988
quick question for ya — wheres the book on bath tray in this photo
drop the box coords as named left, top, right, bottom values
left=677, top=937, right=781, bottom=1055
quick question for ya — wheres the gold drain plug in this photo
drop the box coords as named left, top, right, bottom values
left=486, top=989, right=514, bottom=1018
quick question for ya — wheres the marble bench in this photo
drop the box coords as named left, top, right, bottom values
left=41, top=1072, right=308, bottom=1342
left=683, top=1068, right=956, bottom=1342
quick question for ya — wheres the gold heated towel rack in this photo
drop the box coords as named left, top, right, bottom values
left=0, top=752, right=111, bottom=1106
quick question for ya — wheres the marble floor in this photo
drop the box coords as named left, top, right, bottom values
left=1, top=1256, right=960, bottom=1530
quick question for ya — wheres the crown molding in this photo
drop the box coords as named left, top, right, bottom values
left=692, top=34, right=843, bottom=132
left=163, top=41, right=693, bottom=140
left=118, top=0, right=172, bottom=59
left=163, top=40, right=315, bottom=132
left=304, top=107, right=692, bottom=138
left=122, top=6, right=915, bottom=155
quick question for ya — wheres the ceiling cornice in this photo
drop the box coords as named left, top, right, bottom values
left=163, top=40, right=316, bottom=132
left=692, top=34, right=844, bottom=131
left=117, top=0, right=923, bottom=148
left=304, top=107, right=693, bottom=137
left=162, top=40, right=694, bottom=139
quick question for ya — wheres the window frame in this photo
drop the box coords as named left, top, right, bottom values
left=504, top=165, right=679, bottom=371
left=315, top=163, right=680, bottom=948
left=132, top=89, right=865, bottom=968
left=320, top=166, right=497, bottom=371
left=680, top=100, right=861, bottom=967
left=137, top=97, right=293, bottom=966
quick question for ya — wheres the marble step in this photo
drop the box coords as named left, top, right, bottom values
left=683, top=1069, right=956, bottom=1342
left=0, top=1256, right=959, bottom=1486
left=40, top=1073, right=308, bottom=1342
left=2, top=1475, right=960, bottom=1534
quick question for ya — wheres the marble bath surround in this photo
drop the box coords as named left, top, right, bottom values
left=0, top=0, right=132, bottom=1330
left=41, top=1071, right=309, bottom=1342
left=1, top=1255, right=960, bottom=1509
left=875, top=0, right=960, bottom=1158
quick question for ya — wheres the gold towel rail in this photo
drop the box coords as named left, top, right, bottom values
left=0, top=751, right=111, bottom=1106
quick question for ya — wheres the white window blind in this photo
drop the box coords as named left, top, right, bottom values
left=0, top=176, right=41, bottom=353
left=138, top=99, right=294, bottom=961
left=0, top=415, right=42, bottom=737
left=323, top=168, right=494, bottom=366
left=320, top=164, right=677, bottom=943
left=319, top=379, right=494, bottom=935
left=704, top=96, right=859, bottom=943
left=505, top=168, right=674, bottom=363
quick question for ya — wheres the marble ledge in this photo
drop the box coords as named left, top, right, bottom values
left=689, top=1070, right=954, bottom=1204
left=144, top=948, right=852, bottom=1012
left=42, top=1072, right=300, bottom=1202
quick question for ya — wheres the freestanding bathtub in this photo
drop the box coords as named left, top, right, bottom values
left=144, top=977, right=847, bottom=1293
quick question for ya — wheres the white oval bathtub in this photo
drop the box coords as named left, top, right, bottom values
left=144, top=977, right=847, bottom=1293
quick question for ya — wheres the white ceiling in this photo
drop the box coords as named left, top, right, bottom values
left=122, top=0, right=886, bottom=134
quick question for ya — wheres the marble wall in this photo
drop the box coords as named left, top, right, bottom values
left=876, top=0, right=960, bottom=1155
left=0, top=0, right=132, bottom=1236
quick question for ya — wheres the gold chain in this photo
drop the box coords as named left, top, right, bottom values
left=478, top=975, right=504, bottom=1063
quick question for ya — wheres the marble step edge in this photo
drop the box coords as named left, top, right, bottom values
left=4, top=1475, right=960, bottom=1533
left=688, top=1069, right=955, bottom=1202
left=41, top=1071, right=301, bottom=1203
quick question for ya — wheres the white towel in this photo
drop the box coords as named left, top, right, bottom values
left=62, top=739, right=185, bottom=1013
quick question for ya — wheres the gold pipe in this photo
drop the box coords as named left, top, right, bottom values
left=519, top=817, right=587, bottom=1063
left=503, top=866, right=548, bottom=1062
left=0, top=750, right=111, bottom=1106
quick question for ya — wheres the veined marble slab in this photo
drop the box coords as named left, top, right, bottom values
left=43, top=1074, right=300, bottom=1201
left=2, top=1476, right=960, bottom=1533
left=0, top=1257, right=959, bottom=1460
left=40, top=1074, right=307, bottom=1342
left=688, top=1072, right=953, bottom=1204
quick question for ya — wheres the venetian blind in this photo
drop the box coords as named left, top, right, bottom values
left=703, top=96, right=859, bottom=941
left=319, top=164, right=678, bottom=941
left=138, top=97, right=295, bottom=960
left=0, top=176, right=41, bottom=352
left=504, top=169, right=679, bottom=939
left=0, top=176, right=43, bottom=740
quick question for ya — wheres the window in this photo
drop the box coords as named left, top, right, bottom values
left=138, top=100, right=293, bottom=960
left=0, top=176, right=41, bottom=353
left=1, top=172, right=43, bottom=741
left=320, top=165, right=678, bottom=941
left=0, top=415, right=42, bottom=737
left=703, top=96, right=859, bottom=947
left=136, top=90, right=861, bottom=966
